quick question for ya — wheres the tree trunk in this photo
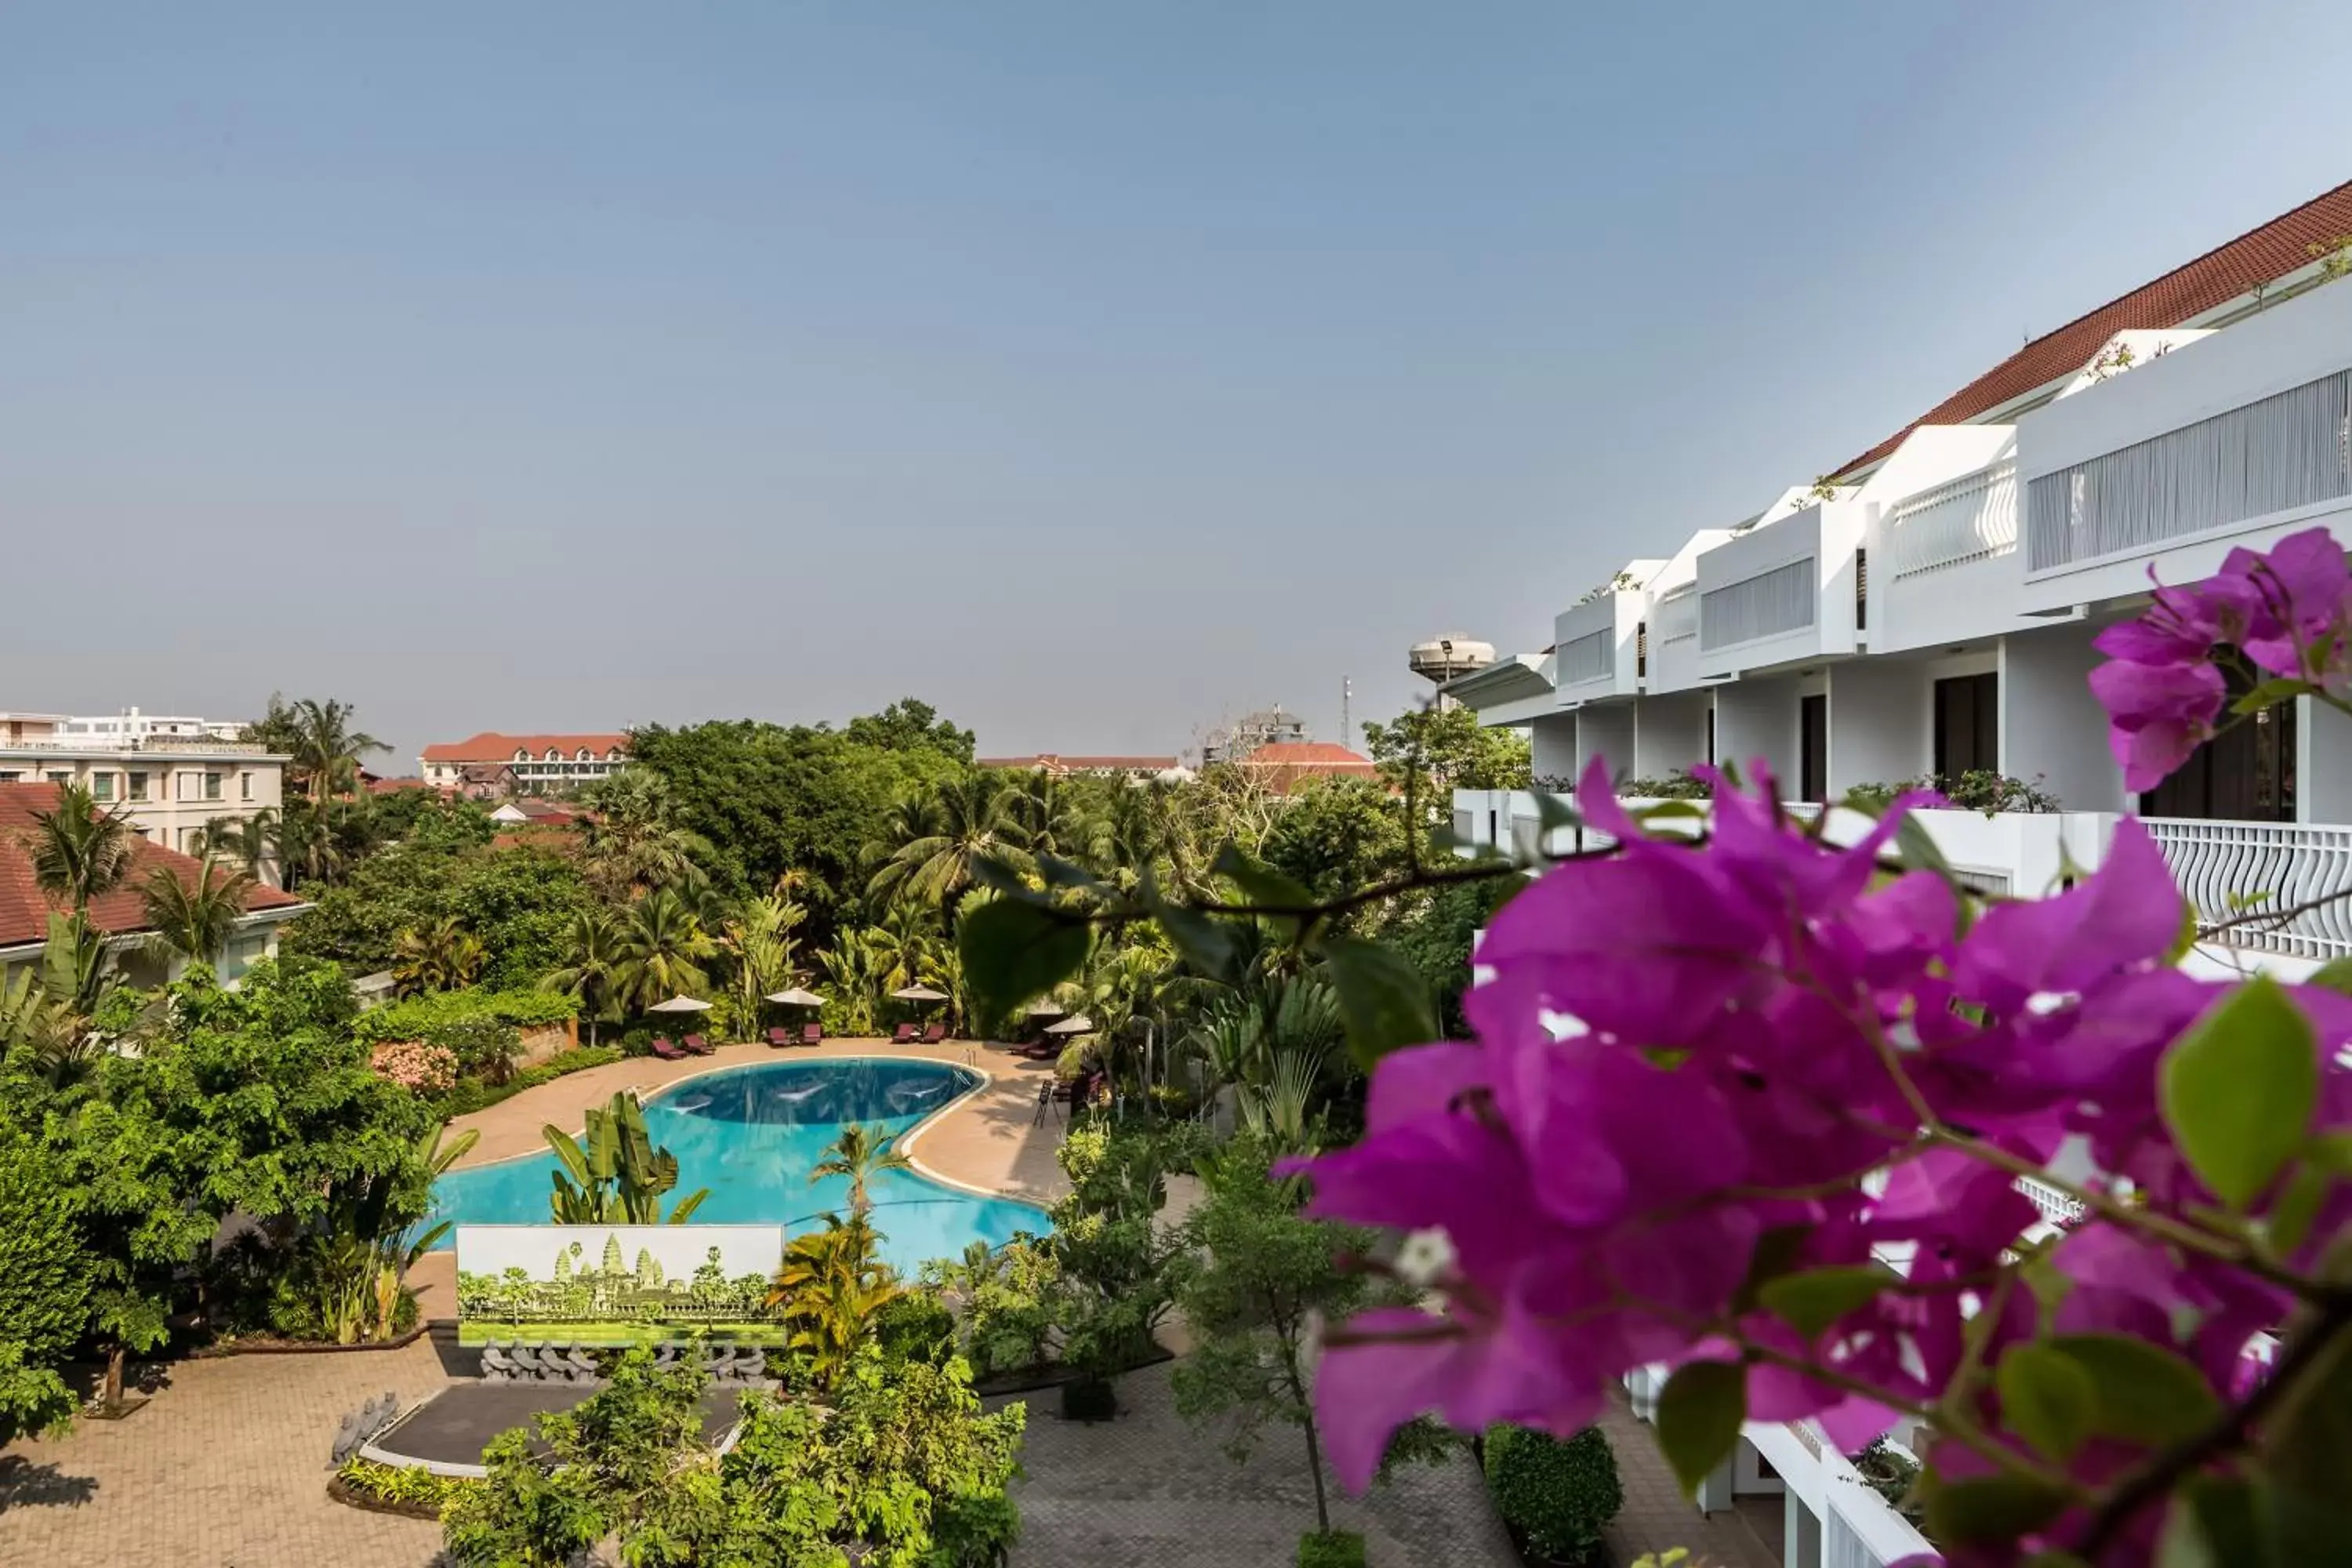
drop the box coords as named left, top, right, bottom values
left=103, top=1344, right=125, bottom=1410
left=1282, top=1329, right=1331, bottom=1534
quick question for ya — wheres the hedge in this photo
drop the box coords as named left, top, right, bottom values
left=1297, top=1530, right=1367, bottom=1568
left=430, top=1047, right=621, bottom=1120
left=354, top=988, right=578, bottom=1047
left=1482, top=1425, right=1622, bottom=1565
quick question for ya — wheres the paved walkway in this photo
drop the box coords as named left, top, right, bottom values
left=408, top=1036, right=1073, bottom=1318
left=1599, top=1405, right=1782, bottom=1568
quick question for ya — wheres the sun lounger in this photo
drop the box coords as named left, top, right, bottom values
left=800, top=1022, right=823, bottom=1045
left=920, top=1022, right=948, bottom=1045
left=682, top=1033, right=713, bottom=1055
left=766, top=1027, right=793, bottom=1047
left=651, top=1037, right=688, bottom=1061
left=891, top=1022, right=919, bottom=1044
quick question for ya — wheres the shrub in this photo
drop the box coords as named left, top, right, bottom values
left=1610, top=771, right=1710, bottom=800
left=1845, top=771, right=2060, bottom=815
left=352, top=987, right=576, bottom=1048
left=926, top=1488, right=1020, bottom=1568
left=429, top=1047, right=620, bottom=1119
left=620, top=1025, right=655, bottom=1058
left=369, top=1040, right=460, bottom=1094
left=1297, top=1530, right=1367, bottom=1568
left=1483, top=1425, right=1622, bottom=1565
left=0, top=1131, right=91, bottom=1370
left=336, top=1456, right=476, bottom=1515
left=1060, top=1375, right=1116, bottom=1422
left=874, top=1290, right=956, bottom=1369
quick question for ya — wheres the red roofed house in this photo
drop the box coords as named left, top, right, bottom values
left=1233, top=741, right=1381, bottom=795
left=0, top=782, right=309, bottom=987
left=419, top=732, right=630, bottom=798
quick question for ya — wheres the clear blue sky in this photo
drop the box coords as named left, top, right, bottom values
left=5, top=3, right=2348, bottom=770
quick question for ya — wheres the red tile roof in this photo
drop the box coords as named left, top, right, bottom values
left=367, top=776, right=430, bottom=795
left=421, top=731, right=630, bottom=763
left=1831, top=178, right=2352, bottom=478
left=1233, top=741, right=1381, bottom=794
left=0, top=784, right=305, bottom=950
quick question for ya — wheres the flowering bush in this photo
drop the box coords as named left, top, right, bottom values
left=369, top=1040, right=459, bottom=1094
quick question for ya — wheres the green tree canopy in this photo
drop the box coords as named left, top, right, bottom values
left=1360, top=704, right=1532, bottom=793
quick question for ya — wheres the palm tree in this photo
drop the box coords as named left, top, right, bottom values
left=1004, top=769, right=1081, bottom=860
left=720, top=894, right=804, bottom=1038
left=139, top=855, right=256, bottom=966
left=612, top=887, right=717, bottom=1014
left=28, top=783, right=136, bottom=913
left=765, top=1214, right=903, bottom=1392
left=390, top=916, right=487, bottom=996
left=194, top=809, right=284, bottom=884
left=286, top=697, right=388, bottom=807
left=816, top=929, right=890, bottom=1036
left=579, top=767, right=714, bottom=900
left=867, top=772, right=1032, bottom=913
left=810, top=1123, right=914, bottom=1214
left=541, top=908, right=625, bottom=1047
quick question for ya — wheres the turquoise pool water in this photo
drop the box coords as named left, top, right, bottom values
left=426, top=1058, right=1050, bottom=1275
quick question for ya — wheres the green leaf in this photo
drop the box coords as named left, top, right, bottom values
left=2165, top=900, right=2201, bottom=964
left=1653, top=1360, right=1745, bottom=1499
left=1756, top=1265, right=1889, bottom=1339
left=1893, top=811, right=1954, bottom=876
left=2158, top=975, right=2318, bottom=1208
left=2156, top=1475, right=2269, bottom=1568
left=1321, top=935, right=1441, bottom=1069
left=1730, top=1224, right=1815, bottom=1316
left=2258, top=1302, right=2352, bottom=1513
left=1921, top=1472, right=2071, bottom=1546
left=1632, top=798, right=1707, bottom=822
left=2230, top=677, right=2310, bottom=716
left=1995, top=1342, right=2097, bottom=1463
left=1032, top=853, right=1105, bottom=891
left=956, top=896, right=1092, bottom=1034
left=2307, top=957, right=2352, bottom=998
left=2048, top=1334, right=2224, bottom=1445
left=1530, top=791, right=1582, bottom=832
left=2266, top=1160, right=2332, bottom=1255
left=1145, top=878, right=1236, bottom=985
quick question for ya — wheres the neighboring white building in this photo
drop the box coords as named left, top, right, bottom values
left=0, top=711, right=289, bottom=881
left=419, top=731, right=630, bottom=796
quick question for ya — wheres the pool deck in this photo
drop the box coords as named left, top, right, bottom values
left=408, top=1036, right=1071, bottom=1321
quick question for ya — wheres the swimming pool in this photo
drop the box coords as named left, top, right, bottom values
left=426, top=1058, right=1051, bottom=1275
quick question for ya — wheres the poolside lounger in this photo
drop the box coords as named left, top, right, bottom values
left=920, top=1022, right=948, bottom=1046
left=891, top=1022, right=920, bottom=1044
left=682, top=1033, right=713, bottom=1054
left=766, top=1027, right=793, bottom=1047
left=800, top=1022, right=823, bottom=1045
left=651, top=1037, right=688, bottom=1061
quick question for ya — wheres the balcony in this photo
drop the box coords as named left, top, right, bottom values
left=2143, top=817, right=2352, bottom=961
left=1692, top=499, right=1865, bottom=675
left=2017, top=278, right=2352, bottom=612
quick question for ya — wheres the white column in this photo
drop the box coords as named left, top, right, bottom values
left=1785, top=1494, right=1824, bottom=1567
left=2001, top=622, right=2126, bottom=814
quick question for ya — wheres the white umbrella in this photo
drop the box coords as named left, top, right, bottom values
left=646, top=995, right=713, bottom=1014
left=1044, top=1014, right=1095, bottom=1036
left=765, top=987, right=824, bottom=1007
left=1024, top=1000, right=1067, bottom=1019
left=891, top=984, right=950, bottom=1003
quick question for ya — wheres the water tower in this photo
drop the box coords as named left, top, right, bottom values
left=1407, top=636, right=1496, bottom=710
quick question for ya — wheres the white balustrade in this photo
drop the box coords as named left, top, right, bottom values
left=1883, top=459, right=2019, bottom=579
left=2142, top=816, right=2352, bottom=960
left=1653, top=582, right=1699, bottom=644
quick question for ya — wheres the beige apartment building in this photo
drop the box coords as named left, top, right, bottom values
left=0, top=711, right=290, bottom=882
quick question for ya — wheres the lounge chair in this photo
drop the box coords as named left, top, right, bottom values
left=682, top=1033, right=713, bottom=1055
left=800, top=1022, right=823, bottom=1045
left=765, top=1027, right=793, bottom=1048
left=920, top=1022, right=948, bottom=1046
left=651, top=1037, right=688, bottom=1061
left=891, top=1022, right=920, bottom=1044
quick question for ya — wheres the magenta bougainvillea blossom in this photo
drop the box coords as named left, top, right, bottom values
left=2089, top=527, right=2352, bottom=790
left=1283, top=751, right=2352, bottom=1563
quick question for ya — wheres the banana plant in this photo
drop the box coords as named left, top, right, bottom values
left=543, top=1091, right=710, bottom=1224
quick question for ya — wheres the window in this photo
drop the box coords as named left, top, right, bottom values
left=45, top=770, right=70, bottom=786
left=1933, top=673, right=1999, bottom=779
left=240, top=771, right=253, bottom=800
left=90, top=771, right=115, bottom=802
left=204, top=771, right=223, bottom=800
left=1800, top=695, right=1829, bottom=805
left=127, top=770, right=149, bottom=801
left=2142, top=656, right=2296, bottom=822
left=180, top=827, right=202, bottom=852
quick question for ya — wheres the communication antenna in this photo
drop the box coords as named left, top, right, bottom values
left=1341, top=677, right=1352, bottom=745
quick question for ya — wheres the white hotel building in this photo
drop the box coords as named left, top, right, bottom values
left=0, top=709, right=289, bottom=880
left=1444, top=183, right=2352, bottom=1563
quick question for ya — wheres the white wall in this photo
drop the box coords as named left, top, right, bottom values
left=1716, top=676, right=1798, bottom=785
left=2002, top=622, right=2125, bottom=813
left=1693, top=502, right=1867, bottom=674
left=1528, top=713, right=1578, bottom=784
left=2301, top=699, right=2352, bottom=824
left=1635, top=691, right=1712, bottom=779
left=1828, top=660, right=1928, bottom=795
left=1576, top=705, right=1637, bottom=781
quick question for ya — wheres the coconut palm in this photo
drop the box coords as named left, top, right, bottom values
left=28, top=783, right=136, bottom=913
left=766, top=1214, right=903, bottom=1391
left=612, top=887, right=717, bottom=1014
left=285, top=696, right=388, bottom=807
left=867, top=771, right=1033, bottom=912
left=810, top=1122, right=915, bottom=1214
left=541, top=908, right=625, bottom=1047
left=1003, top=769, right=1082, bottom=860
left=194, top=808, right=284, bottom=884
left=391, top=916, right=488, bottom=996
left=139, top=855, right=256, bottom=965
left=579, top=767, right=714, bottom=900
left=816, top=929, right=890, bottom=1035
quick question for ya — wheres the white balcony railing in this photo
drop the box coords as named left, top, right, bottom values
left=1700, top=557, right=1816, bottom=652
left=1883, top=458, right=2019, bottom=579
left=2143, top=817, right=2352, bottom=960
left=1653, top=582, right=1699, bottom=645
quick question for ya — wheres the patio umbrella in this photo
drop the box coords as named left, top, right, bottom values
left=764, top=987, right=824, bottom=1007
left=891, top=985, right=949, bottom=1003
left=1044, top=1014, right=1095, bottom=1036
left=1023, top=1000, right=1067, bottom=1019
left=646, top=995, right=713, bottom=1014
